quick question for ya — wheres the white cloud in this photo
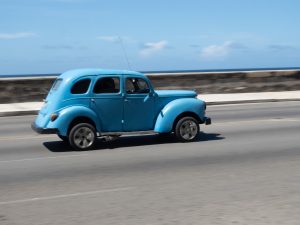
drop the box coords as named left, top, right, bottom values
left=140, top=40, right=168, bottom=57
left=0, top=32, right=37, bottom=40
left=199, top=41, right=247, bottom=60
left=200, top=41, right=234, bottom=59
left=96, top=36, right=119, bottom=43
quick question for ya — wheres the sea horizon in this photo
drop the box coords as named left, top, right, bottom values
left=1, top=66, right=300, bottom=78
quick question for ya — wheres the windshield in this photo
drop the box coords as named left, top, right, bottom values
left=51, top=78, right=63, bottom=91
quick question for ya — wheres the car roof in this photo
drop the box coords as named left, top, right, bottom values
left=59, top=68, right=144, bottom=81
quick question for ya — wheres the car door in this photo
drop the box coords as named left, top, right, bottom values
left=123, top=76, right=155, bottom=131
left=91, top=75, right=123, bottom=132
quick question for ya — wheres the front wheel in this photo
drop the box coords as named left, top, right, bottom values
left=68, top=123, right=96, bottom=150
left=175, top=116, right=199, bottom=142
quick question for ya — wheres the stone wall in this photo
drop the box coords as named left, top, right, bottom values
left=0, top=70, right=299, bottom=103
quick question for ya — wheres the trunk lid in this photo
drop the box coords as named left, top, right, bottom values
left=154, top=90, right=198, bottom=113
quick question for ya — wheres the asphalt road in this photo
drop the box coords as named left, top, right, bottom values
left=0, top=101, right=300, bottom=225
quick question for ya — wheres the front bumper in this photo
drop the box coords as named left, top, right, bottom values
left=205, top=117, right=211, bottom=125
left=201, top=117, right=211, bottom=125
left=31, top=122, right=58, bottom=134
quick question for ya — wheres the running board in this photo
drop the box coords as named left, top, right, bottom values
left=99, top=130, right=158, bottom=136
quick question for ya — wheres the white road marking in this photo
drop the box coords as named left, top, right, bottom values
left=0, top=154, right=89, bottom=164
left=0, top=187, right=135, bottom=205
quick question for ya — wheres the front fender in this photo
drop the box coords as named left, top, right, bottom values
left=154, top=98, right=206, bottom=133
left=46, top=105, right=100, bottom=136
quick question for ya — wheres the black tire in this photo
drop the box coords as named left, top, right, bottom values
left=57, top=134, right=68, bottom=142
left=174, top=116, right=199, bottom=142
left=68, top=123, right=96, bottom=150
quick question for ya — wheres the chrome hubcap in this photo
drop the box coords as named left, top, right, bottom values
left=179, top=120, right=198, bottom=140
left=73, top=127, right=95, bottom=148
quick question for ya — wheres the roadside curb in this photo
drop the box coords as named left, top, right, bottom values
left=1, top=98, right=300, bottom=117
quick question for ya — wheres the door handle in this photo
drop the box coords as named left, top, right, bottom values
left=124, top=99, right=129, bottom=102
left=91, top=98, right=95, bottom=103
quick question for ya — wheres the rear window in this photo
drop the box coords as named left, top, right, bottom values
left=51, top=79, right=63, bottom=91
left=71, top=79, right=91, bottom=94
left=93, top=77, right=120, bottom=94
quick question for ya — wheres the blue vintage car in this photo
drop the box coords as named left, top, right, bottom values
left=32, top=69, right=211, bottom=150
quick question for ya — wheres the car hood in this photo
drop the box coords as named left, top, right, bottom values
left=155, top=90, right=197, bottom=98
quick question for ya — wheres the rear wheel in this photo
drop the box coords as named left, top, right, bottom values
left=175, top=116, right=199, bottom=142
left=68, top=123, right=96, bottom=150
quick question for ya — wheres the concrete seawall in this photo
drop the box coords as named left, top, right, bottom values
left=1, top=69, right=300, bottom=103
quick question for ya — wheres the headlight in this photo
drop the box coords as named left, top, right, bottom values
left=50, top=113, right=58, bottom=122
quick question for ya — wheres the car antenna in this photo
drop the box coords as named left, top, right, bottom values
left=118, top=36, right=132, bottom=70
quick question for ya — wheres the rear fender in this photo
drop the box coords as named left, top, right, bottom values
left=154, top=98, right=206, bottom=133
left=46, top=105, right=100, bottom=136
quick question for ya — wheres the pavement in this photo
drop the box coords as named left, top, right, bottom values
left=0, top=101, right=300, bottom=225
left=1, top=90, right=300, bottom=116
left=200, top=90, right=300, bottom=104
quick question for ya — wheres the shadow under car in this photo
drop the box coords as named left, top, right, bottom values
left=43, top=132, right=224, bottom=152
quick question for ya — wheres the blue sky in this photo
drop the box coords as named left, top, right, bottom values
left=0, top=0, right=300, bottom=75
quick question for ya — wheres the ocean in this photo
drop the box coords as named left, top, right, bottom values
left=1, top=67, right=300, bottom=78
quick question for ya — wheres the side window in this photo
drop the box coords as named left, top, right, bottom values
left=71, top=79, right=91, bottom=94
left=93, top=77, right=120, bottom=94
left=126, top=78, right=150, bottom=94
